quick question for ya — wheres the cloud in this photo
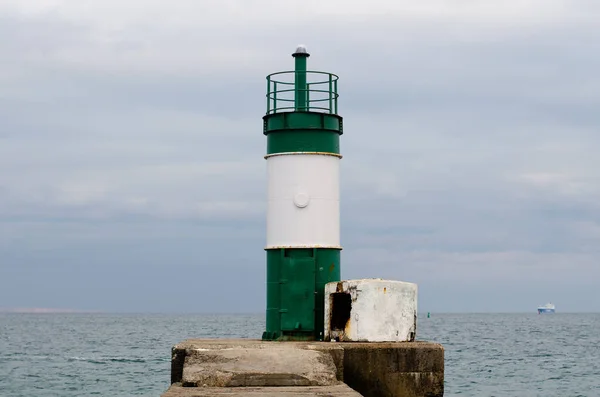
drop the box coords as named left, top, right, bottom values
left=0, top=0, right=599, bottom=312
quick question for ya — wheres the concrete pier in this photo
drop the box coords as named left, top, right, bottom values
left=163, top=385, right=362, bottom=396
left=163, top=339, right=444, bottom=397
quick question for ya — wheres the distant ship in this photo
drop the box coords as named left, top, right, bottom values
left=537, top=303, right=556, bottom=314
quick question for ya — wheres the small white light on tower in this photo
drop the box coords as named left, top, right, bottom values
left=295, top=44, right=308, bottom=54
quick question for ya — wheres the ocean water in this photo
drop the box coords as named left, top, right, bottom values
left=1, top=313, right=599, bottom=396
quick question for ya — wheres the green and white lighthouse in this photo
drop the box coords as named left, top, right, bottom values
left=262, top=46, right=343, bottom=341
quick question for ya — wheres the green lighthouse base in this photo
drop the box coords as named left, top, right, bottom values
left=263, top=248, right=340, bottom=341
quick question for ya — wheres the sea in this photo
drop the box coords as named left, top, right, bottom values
left=1, top=313, right=599, bottom=396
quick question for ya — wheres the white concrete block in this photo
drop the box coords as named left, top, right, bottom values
left=324, top=279, right=417, bottom=342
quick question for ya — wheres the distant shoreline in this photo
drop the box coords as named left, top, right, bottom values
left=0, top=308, right=102, bottom=314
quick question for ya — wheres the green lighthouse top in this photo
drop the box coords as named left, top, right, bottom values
left=266, top=45, right=339, bottom=115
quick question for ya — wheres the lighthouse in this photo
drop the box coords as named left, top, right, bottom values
left=262, top=46, right=343, bottom=341
left=161, top=45, right=440, bottom=397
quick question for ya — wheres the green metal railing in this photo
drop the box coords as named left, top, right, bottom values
left=266, top=71, right=339, bottom=115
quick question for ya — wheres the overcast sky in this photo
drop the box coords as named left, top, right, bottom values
left=1, top=0, right=599, bottom=313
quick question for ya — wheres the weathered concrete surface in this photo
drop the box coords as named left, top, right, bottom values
left=341, top=342, right=444, bottom=397
left=162, top=384, right=363, bottom=396
left=324, top=279, right=418, bottom=343
left=174, top=340, right=340, bottom=387
left=171, top=340, right=346, bottom=385
left=169, top=339, right=443, bottom=397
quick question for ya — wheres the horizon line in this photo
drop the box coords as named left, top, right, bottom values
left=1, top=308, right=598, bottom=315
